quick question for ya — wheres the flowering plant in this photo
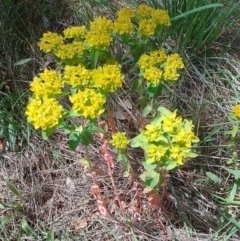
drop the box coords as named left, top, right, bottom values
left=25, top=3, right=199, bottom=230
left=131, top=107, right=199, bottom=188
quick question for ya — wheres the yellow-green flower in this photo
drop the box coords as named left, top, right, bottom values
left=111, top=132, right=129, bottom=150
left=117, top=8, right=134, bottom=19
left=91, top=64, right=124, bottom=92
left=138, top=54, right=155, bottom=70
left=136, top=4, right=154, bottom=18
left=143, top=67, right=163, bottom=85
left=84, top=17, right=114, bottom=49
left=146, top=144, right=166, bottom=163
left=69, top=89, right=106, bottom=119
left=174, top=128, right=199, bottom=147
left=164, top=65, right=180, bottom=81
left=90, top=17, right=114, bottom=33
left=151, top=9, right=171, bottom=26
left=141, top=124, right=162, bottom=142
left=114, top=17, right=133, bottom=35
left=232, top=104, right=240, bottom=117
left=150, top=49, right=167, bottom=65
left=63, top=26, right=87, bottom=39
left=30, top=69, right=64, bottom=98
left=162, top=110, right=182, bottom=133
left=64, top=65, right=91, bottom=87
left=38, top=31, right=63, bottom=53
left=169, top=145, right=187, bottom=165
left=55, top=41, right=84, bottom=59
left=85, top=31, right=113, bottom=49
left=25, top=97, right=63, bottom=130
left=164, top=54, right=184, bottom=81
left=138, top=18, right=157, bottom=36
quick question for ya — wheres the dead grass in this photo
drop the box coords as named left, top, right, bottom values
left=1, top=0, right=240, bottom=240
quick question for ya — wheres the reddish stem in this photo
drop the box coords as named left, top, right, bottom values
left=106, top=156, right=126, bottom=217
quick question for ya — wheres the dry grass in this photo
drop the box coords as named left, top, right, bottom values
left=1, top=0, right=240, bottom=240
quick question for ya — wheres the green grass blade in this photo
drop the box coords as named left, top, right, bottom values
left=171, top=3, right=223, bottom=21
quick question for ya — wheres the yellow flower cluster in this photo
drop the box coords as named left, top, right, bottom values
left=138, top=49, right=184, bottom=84
left=25, top=98, right=63, bottom=130
left=85, top=17, right=114, bottom=49
left=30, top=69, right=64, bottom=98
left=64, top=64, right=91, bottom=87
left=164, top=54, right=185, bottom=81
left=141, top=124, right=162, bottom=142
left=136, top=4, right=170, bottom=36
left=146, top=144, right=167, bottom=163
left=232, top=104, right=240, bottom=118
left=139, top=49, right=167, bottom=69
left=91, top=64, right=124, bottom=92
left=138, top=107, right=199, bottom=166
left=55, top=41, right=84, bottom=60
left=63, top=26, right=87, bottom=39
left=136, top=4, right=153, bottom=18
left=26, top=68, right=65, bottom=131
left=111, top=132, right=130, bottom=150
left=114, top=8, right=134, bottom=35
left=69, top=89, right=106, bottom=120
left=38, top=31, right=63, bottom=53
left=38, top=4, right=171, bottom=58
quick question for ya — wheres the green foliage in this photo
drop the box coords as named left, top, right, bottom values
left=1, top=180, right=60, bottom=240
left=144, top=0, right=240, bottom=53
left=0, top=91, right=31, bottom=150
left=131, top=107, right=199, bottom=190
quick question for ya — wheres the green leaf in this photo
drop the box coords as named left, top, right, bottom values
left=133, top=44, right=145, bottom=62
left=158, top=106, right=173, bottom=117
left=150, top=115, right=162, bottom=126
left=130, top=134, right=147, bottom=148
left=117, top=153, right=128, bottom=163
left=91, top=50, right=100, bottom=67
left=156, top=134, right=169, bottom=144
left=46, top=228, right=55, bottom=241
left=68, top=132, right=81, bottom=151
left=171, top=3, right=223, bottom=21
left=140, top=170, right=160, bottom=188
left=146, top=84, right=163, bottom=99
left=142, top=105, right=152, bottom=117
left=224, top=167, right=240, bottom=180
left=12, top=201, right=24, bottom=213
left=211, top=194, right=240, bottom=206
left=80, top=130, right=93, bottom=146
left=6, top=180, right=23, bottom=201
left=120, top=33, right=130, bottom=44
left=0, top=201, right=8, bottom=209
left=14, top=58, right=33, bottom=66
left=138, top=96, right=147, bottom=110
left=206, top=172, right=221, bottom=185
left=229, top=181, right=238, bottom=201
left=21, top=218, right=38, bottom=239
left=165, top=161, right=178, bottom=171
left=8, top=123, right=17, bottom=149
left=141, top=159, right=157, bottom=171
left=85, top=124, right=104, bottom=134
left=186, top=151, right=199, bottom=158
left=42, top=127, right=55, bottom=140
left=231, top=125, right=238, bottom=138
left=131, top=79, right=142, bottom=93
left=0, top=214, right=14, bottom=226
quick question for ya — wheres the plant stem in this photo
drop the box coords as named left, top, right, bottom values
left=106, top=158, right=126, bottom=217
left=85, top=145, right=97, bottom=186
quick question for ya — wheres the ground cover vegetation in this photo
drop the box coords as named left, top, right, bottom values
left=1, top=0, right=240, bottom=240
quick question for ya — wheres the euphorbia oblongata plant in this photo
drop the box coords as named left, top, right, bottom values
left=25, top=3, right=199, bottom=232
